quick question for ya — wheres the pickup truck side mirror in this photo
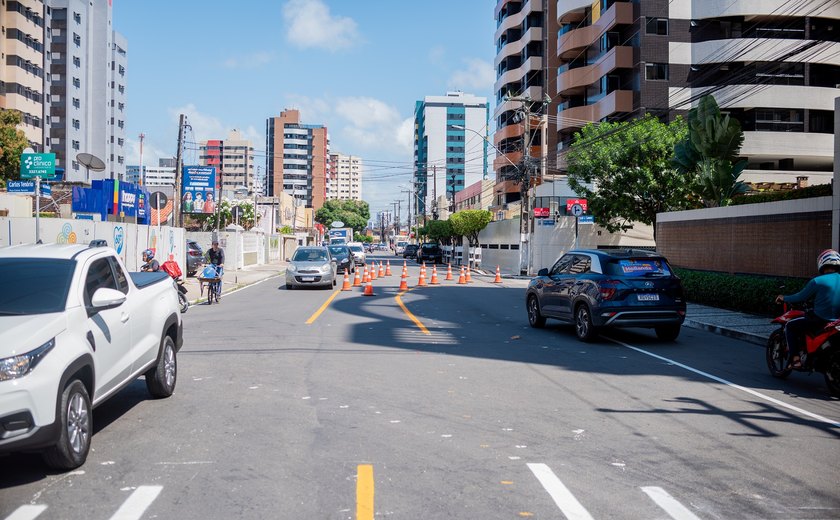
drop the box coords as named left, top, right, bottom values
left=89, top=287, right=127, bottom=313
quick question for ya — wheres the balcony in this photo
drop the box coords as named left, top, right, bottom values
left=557, top=89, right=634, bottom=132
left=557, top=45, right=632, bottom=96
left=558, top=1, right=634, bottom=60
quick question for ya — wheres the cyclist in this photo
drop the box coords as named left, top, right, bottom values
left=205, top=239, right=225, bottom=295
left=140, top=249, right=160, bottom=272
left=776, top=249, right=840, bottom=368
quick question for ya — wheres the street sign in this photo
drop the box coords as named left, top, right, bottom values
left=579, top=215, right=594, bottom=224
left=150, top=191, right=168, bottom=208
left=533, top=207, right=550, bottom=218
left=566, top=198, right=588, bottom=212
left=540, top=219, right=555, bottom=226
left=7, top=180, right=35, bottom=193
left=40, top=183, right=51, bottom=196
left=20, top=153, right=57, bottom=179
left=571, top=204, right=584, bottom=217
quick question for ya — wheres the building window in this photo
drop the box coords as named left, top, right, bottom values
left=72, top=77, right=80, bottom=88
left=646, top=17, right=668, bottom=35
left=117, top=138, right=124, bottom=146
left=118, top=65, right=125, bottom=76
left=117, top=120, right=124, bottom=129
left=72, top=119, right=80, bottom=130
left=72, top=140, right=80, bottom=150
left=73, top=33, right=81, bottom=46
left=73, top=12, right=81, bottom=24
left=645, top=63, right=669, bottom=80
left=72, top=160, right=80, bottom=170
left=73, top=56, right=80, bottom=67
left=72, top=97, right=80, bottom=108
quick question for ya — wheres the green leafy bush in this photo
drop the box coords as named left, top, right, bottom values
left=731, top=183, right=831, bottom=206
left=674, top=268, right=808, bottom=316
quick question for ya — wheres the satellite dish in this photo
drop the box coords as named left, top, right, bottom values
left=76, top=153, right=106, bottom=171
left=76, top=152, right=106, bottom=182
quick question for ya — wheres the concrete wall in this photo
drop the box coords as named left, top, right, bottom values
left=0, top=217, right=185, bottom=272
left=0, top=193, right=34, bottom=217
left=657, top=197, right=832, bottom=278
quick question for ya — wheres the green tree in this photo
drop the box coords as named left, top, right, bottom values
left=0, top=110, right=30, bottom=185
left=424, top=219, right=455, bottom=245
left=315, top=199, right=370, bottom=233
left=566, top=114, right=693, bottom=237
left=673, top=94, right=748, bottom=207
left=450, top=210, right=492, bottom=247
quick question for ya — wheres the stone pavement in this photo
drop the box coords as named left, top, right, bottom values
left=183, top=260, right=286, bottom=304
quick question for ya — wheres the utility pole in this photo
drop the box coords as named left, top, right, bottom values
left=432, top=165, right=437, bottom=220
left=402, top=188, right=413, bottom=237
left=174, top=114, right=186, bottom=228
left=138, top=132, right=145, bottom=186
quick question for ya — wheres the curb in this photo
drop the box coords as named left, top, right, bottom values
left=187, top=270, right=284, bottom=304
left=682, top=318, right=768, bottom=346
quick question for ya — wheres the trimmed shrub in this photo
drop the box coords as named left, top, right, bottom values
left=731, top=183, right=831, bottom=206
left=674, top=268, right=808, bottom=316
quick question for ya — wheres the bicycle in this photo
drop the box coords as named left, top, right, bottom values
left=199, top=264, right=222, bottom=305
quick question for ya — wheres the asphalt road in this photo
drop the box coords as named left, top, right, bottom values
left=2, top=253, right=839, bottom=519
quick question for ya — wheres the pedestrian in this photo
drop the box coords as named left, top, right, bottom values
left=205, top=239, right=225, bottom=293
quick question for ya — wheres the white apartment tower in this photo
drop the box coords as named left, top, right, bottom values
left=328, top=152, right=362, bottom=201
left=198, top=129, right=256, bottom=199
left=47, top=0, right=126, bottom=182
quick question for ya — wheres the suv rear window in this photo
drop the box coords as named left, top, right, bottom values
left=604, top=258, right=671, bottom=277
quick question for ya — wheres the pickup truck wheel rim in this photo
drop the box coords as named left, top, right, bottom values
left=163, top=344, right=176, bottom=388
left=67, top=392, right=90, bottom=455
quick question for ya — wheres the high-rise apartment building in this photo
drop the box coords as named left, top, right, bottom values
left=327, top=152, right=362, bottom=201
left=265, top=109, right=329, bottom=209
left=413, top=92, right=489, bottom=217
left=0, top=0, right=47, bottom=150
left=47, top=0, right=127, bottom=183
left=499, top=0, right=840, bottom=190
left=199, top=129, right=256, bottom=198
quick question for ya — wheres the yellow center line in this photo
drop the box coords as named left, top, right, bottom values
left=356, top=464, right=374, bottom=520
left=305, top=290, right=341, bottom=324
left=395, top=289, right=430, bottom=335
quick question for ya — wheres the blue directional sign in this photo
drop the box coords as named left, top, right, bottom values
left=579, top=215, right=595, bottom=224
left=40, top=183, right=51, bottom=196
left=7, top=180, right=36, bottom=193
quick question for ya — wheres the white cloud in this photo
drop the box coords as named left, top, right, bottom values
left=333, top=97, right=413, bottom=155
left=223, top=51, right=273, bottom=69
left=448, top=58, right=495, bottom=92
left=169, top=104, right=227, bottom=143
left=284, top=95, right=333, bottom=122
left=283, top=0, right=359, bottom=52
left=428, top=45, right=445, bottom=65
left=125, top=137, right=170, bottom=167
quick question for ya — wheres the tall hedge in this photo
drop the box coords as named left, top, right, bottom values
left=674, top=268, right=808, bottom=316
left=731, top=183, right=830, bottom=206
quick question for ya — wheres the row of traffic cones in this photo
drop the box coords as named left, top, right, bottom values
left=341, top=261, right=505, bottom=296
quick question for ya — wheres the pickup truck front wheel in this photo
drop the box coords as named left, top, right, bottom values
left=43, top=380, right=91, bottom=470
left=146, top=335, right=177, bottom=398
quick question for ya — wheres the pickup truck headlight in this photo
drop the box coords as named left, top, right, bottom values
left=0, top=338, right=55, bottom=381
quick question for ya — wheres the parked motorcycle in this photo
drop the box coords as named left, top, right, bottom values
left=766, top=304, right=840, bottom=397
left=161, top=258, right=189, bottom=314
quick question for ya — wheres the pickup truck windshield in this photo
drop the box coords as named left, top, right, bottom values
left=0, top=259, right=75, bottom=314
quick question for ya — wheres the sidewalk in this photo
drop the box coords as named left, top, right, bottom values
left=683, top=302, right=776, bottom=346
left=183, top=260, right=286, bottom=304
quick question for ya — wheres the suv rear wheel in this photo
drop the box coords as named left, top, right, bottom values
left=43, top=380, right=91, bottom=470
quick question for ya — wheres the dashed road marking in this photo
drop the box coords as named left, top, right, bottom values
left=4, top=505, right=47, bottom=520
left=641, top=486, right=702, bottom=520
left=108, top=486, right=162, bottom=520
left=356, top=464, right=374, bottom=520
left=527, top=463, right=594, bottom=520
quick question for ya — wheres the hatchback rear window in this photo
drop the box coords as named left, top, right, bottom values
left=604, top=258, right=671, bottom=277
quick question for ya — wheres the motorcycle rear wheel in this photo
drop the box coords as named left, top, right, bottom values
left=767, top=329, right=792, bottom=379
left=824, top=351, right=840, bottom=397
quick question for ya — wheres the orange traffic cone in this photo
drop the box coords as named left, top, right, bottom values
left=493, top=265, right=502, bottom=283
left=417, top=267, right=427, bottom=287
left=363, top=277, right=374, bottom=296
left=445, top=263, right=453, bottom=281
left=341, top=269, right=351, bottom=291
left=363, top=266, right=371, bottom=283
left=457, top=266, right=467, bottom=285
left=465, top=265, right=472, bottom=283
left=378, top=263, right=385, bottom=278
left=353, top=267, right=362, bottom=287
left=371, top=262, right=378, bottom=280
left=421, top=262, right=427, bottom=277
left=430, top=265, right=440, bottom=285
left=398, top=271, right=409, bottom=291
left=385, top=260, right=392, bottom=276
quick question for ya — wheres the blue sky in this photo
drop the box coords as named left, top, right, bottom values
left=117, top=0, right=497, bottom=215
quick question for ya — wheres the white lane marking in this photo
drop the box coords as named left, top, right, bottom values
left=605, top=337, right=840, bottom=428
left=4, top=505, right=47, bottom=520
left=641, top=486, right=702, bottom=520
left=108, top=485, right=163, bottom=520
left=527, top=463, right=595, bottom=520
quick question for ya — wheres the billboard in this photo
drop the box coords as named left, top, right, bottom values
left=182, top=166, right=217, bottom=214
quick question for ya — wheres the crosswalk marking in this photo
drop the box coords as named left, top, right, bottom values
left=641, top=486, right=702, bottom=520
left=107, top=486, right=162, bottom=520
left=527, top=463, right=595, bottom=520
left=3, top=505, right=47, bottom=520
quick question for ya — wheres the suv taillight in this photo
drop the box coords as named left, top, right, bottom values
left=599, top=280, right=620, bottom=301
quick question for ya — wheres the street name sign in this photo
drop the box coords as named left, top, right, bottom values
left=7, top=180, right=35, bottom=193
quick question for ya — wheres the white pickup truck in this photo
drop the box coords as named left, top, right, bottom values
left=0, top=243, right=184, bottom=469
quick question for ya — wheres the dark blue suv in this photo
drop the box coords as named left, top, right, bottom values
left=525, top=249, right=686, bottom=342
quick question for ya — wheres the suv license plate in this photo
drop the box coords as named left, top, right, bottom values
left=301, top=277, right=315, bottom=282
left=638, top=293, right=659, bottom=302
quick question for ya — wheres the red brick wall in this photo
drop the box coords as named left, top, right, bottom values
left=657, top=209, right=831, bottom=279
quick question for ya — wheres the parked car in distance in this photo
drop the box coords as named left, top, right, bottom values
left=416, top=243, right=442, bottom=264
left=525, top=249, right=686, bottom=342
left=327, top=244, right=355, bottom=275
left=403, top=244, right=419, bottom=259
left=286, top=246, right=336, bottom=290
left=395, top=241, right=408, bottom=255
left=0, top=243, right=184, bottom=470
left=186, top=240, right=204, bottom=276
left=347, top=242, right=366, bottom=265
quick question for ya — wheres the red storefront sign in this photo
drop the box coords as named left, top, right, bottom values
left=566, top=198, right=588, bottom=212
left=533, top=207, right=550, bottom=218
